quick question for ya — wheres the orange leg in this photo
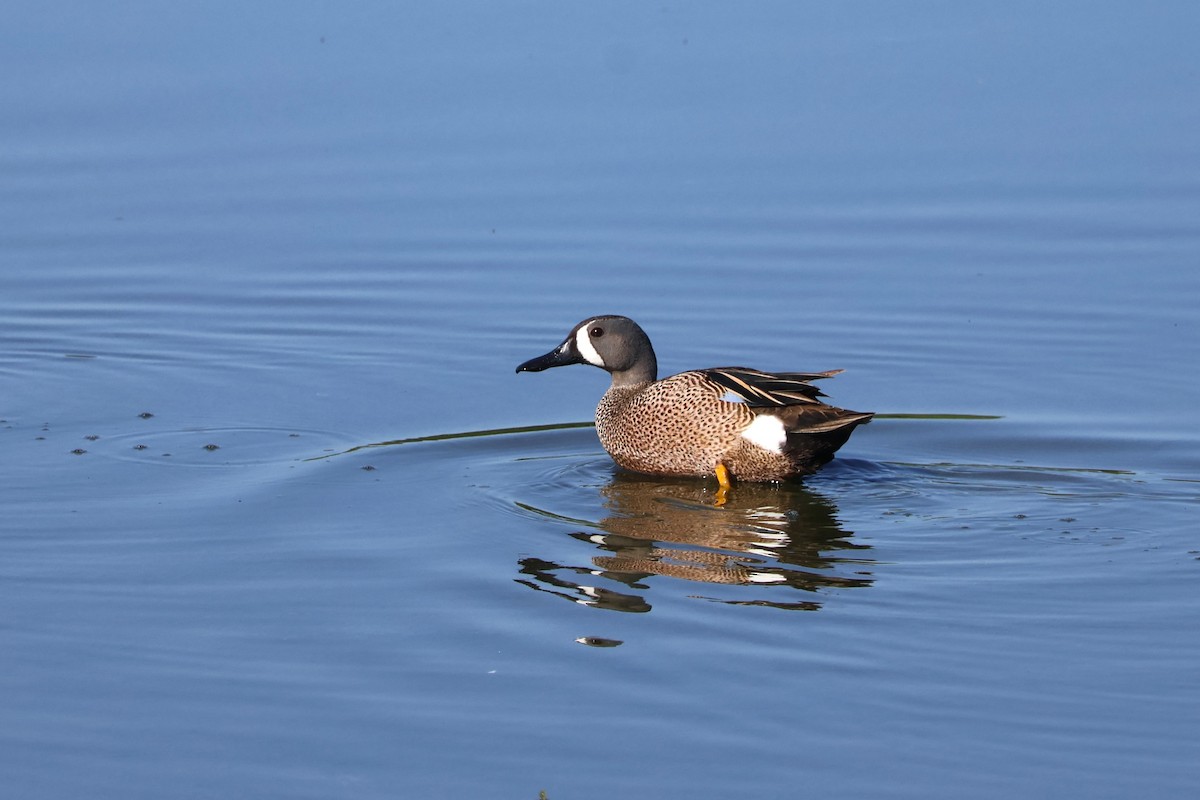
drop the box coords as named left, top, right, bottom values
left=714, top=462, right=732, bottom=507
left=715, top=462, right=732, bottom=489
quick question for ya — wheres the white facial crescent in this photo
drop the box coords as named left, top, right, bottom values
left=574, top=321, right=605, bottom=367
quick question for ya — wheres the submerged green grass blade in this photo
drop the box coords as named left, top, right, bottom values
left=873, top=413, right=1003, bottom=420
left=306, top=415, right=999, bottom=461
left=305, top=421, right=596, bottom=461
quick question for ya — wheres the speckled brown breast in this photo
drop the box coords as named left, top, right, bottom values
left=595, top=372, right=795, bottom=480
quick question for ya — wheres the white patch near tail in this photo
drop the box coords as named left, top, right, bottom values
left=574, top=323, right=605, bottom=367
left=740, top=414, right=786, bottom=454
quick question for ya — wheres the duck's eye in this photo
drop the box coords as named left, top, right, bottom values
left=589, top=326, right=604, bottom=338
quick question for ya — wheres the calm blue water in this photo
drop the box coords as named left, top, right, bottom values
left=3, top=3, right=1199, bottom=798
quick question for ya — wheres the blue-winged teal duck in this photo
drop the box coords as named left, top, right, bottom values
left=516, top=315, right=872, bottom=488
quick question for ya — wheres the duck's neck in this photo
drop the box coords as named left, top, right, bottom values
left=609, top=354, right=656, bottom=388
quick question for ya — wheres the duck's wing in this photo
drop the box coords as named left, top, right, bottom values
left=701, top=366, right=844, bottom=407
left=775, top=404, right=875, bottom=434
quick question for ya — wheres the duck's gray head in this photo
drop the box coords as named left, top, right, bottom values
left=516, top=315, right=658, bottom=386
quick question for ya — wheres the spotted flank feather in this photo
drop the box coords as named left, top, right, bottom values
left=701, top=367, right=843, bottom=407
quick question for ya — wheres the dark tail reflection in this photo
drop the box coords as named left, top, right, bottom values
left=516, top=472, right=873, bottom=612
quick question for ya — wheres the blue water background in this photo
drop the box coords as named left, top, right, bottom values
left=2, top=3, right=1199, bottom=798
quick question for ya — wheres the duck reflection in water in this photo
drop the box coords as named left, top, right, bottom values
left=516, top=471, right=873, bottom=612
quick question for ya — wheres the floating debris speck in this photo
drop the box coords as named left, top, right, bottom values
left=574, top=637, right=623, bottom=648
